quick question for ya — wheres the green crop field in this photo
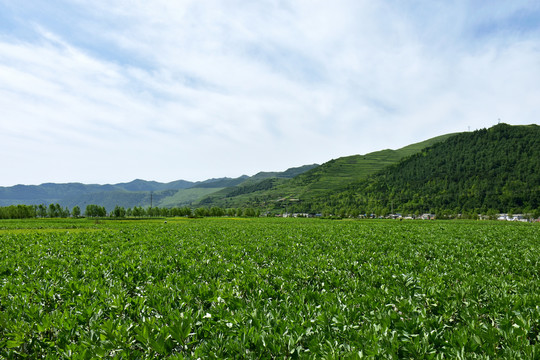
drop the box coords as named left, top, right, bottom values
left=0, top=218, right=539, bottom=358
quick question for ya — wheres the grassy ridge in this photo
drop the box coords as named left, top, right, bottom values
left=1, top=218, right=539, bottom=358
left=197, top=133, right=458, bottom=208
left=294, top=133, right=457, bottom=189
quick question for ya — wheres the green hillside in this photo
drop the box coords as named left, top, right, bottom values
left=307, top=123, right=540, bottom=216
left=291, top=133, right=457, bottom=197
left=249, top=164, right=319, bottom=181
left=196, top=133, right=457, bottom=209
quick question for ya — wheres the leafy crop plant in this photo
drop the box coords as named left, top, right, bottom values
left=0, top=218, right=539, bottom=358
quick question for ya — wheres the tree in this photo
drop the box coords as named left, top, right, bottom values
left=37, top=204, right=47, bottom=218
left=85, top=204, right=107, bottom=217
left=48, top=204, right=59, bottom=218
left=132, top=206, right=145, bottom=217
left=112, top=205, right=126, bottom=218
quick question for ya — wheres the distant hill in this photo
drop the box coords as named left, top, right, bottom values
left=190, top=176, right=250, bottom=189
left=0, top=180, right=194, bottom=208
left=0, top=183, right=119, bottom=206
left=305, top=123, right=540, bottom=215
left=115, top=179, right=194, bottom=192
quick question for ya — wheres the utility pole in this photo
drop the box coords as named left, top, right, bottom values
left=150, top=192, right=153, bottom=209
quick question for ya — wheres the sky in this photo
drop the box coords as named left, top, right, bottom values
left=1, top=1, right=539, bottom=186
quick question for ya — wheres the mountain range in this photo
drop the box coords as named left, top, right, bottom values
left=1, top=123, right=538, bottom=215
left=0, top=164, right=318, bottom=211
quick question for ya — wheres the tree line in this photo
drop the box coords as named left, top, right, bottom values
left=0, top=204, right=262, bottom=219
left=0, top=204, right=74, bottom=219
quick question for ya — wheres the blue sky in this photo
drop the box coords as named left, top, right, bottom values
left=1, top=1, right=539, bottom=186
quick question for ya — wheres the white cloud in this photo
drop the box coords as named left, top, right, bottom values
left=0, top=1, right=539, bottom=185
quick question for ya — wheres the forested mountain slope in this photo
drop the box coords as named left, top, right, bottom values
left=289, top=133, right=457, bottom=197
left=310, top=123, right=539, bottom=215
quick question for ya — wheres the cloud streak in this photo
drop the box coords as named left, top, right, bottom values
left=1, top=1, right=539, bottom=185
